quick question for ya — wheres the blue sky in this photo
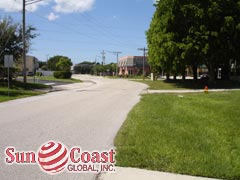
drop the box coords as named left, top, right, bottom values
left=0, top=0, right=156, bottom=65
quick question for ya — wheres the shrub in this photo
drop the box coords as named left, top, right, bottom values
left=53, top=71, right=72, bottom=79
left=0, top=67, right=20, bottom=80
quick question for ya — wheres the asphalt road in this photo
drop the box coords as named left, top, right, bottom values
left=0, top=75, right=147, bottom=180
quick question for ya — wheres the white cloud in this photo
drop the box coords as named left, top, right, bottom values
left=0, top=0, right=21, bottom=12
left=53, top=0, right=95, bottom=14
left=47, top=12, right=59, bottom=21
left=0, top=0, right=95, bottom=14
left=0, top=0, right=49, bottom=12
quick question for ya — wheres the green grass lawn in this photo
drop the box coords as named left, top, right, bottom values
left=138, top=80, right=187, bottom=90
left=0, top=81, right=50, bottom=103
left=106, top=75, right=150, bottom=80
left=18, top=76, right=82, bottom=83
left=137, top=79, right=240, bottom=90
left=37, top=76, right=82, bottom=83
left=115, top=91, right=240, bottom=180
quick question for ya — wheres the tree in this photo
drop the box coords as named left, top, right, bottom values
left=204, top=0, right=240, bottom=81
left=0, top=16, right=37, bottom=80
left=92, top=63, right=104, bottom=75
left=104, top=63, right=116, bottom=75
left=47, top=55, right=71, bottom=71
left=0, top=16, right=37, bottom=66
left=147, top=0, right=240, bottom=82
left=147, top=1, right=171, bottom=79
left=38, top=61, right=47, bottom=69
left=56, top=57, right=72, bottom=71
left=74, top=61, right=94, bottom=74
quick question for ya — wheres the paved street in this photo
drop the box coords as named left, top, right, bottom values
left=0, top=75, right=147, bottom=180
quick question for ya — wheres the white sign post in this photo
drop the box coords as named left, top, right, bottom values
left=4, top=55, right=14, bottom=96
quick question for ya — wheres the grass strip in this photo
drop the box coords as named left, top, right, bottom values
left=137, top=79, right=240, bottom=90
left=115, top=91, right=240, bottom=180
left=0, top=81, right=49, bottom=103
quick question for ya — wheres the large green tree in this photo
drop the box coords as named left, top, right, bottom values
left=56, top=57, right=72, bottom=71
left=147, top=0, right=240, bottom=82
left=47, top=55, right=72, bottom=71
left=0, top=16, right=37, bottom=66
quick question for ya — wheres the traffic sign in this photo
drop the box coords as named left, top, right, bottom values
left=4, top=55, right=14, bottom=68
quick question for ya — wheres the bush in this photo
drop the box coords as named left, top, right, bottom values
left=0, top=67, right=20, bottom=80
left=53, top=71, right=72, bottom=79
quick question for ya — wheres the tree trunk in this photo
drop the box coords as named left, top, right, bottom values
left=208, top=63, right=215, bottom=84
left=154, top=73, right=158, bottom=81
left=166, top=73, right=170, bottom=80
left=192, top=64, right=198, bottom=81
left=173, top=74, right=177, bottom=80
left=182, top=68, right=186, bottom=80
left=226, top=65, right=231, bottom=80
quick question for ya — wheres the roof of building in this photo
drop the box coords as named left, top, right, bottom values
left=119, top=56, right=148, bottom=60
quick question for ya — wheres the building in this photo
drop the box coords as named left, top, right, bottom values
left=118, top=56, right=150, bottom=76
left=16, top=55, right=39, bottom=75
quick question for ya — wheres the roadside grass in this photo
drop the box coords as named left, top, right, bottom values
left=115, top=91, right=240, bottom=180
left=0, top=81, right=49, bottom=103
left=138, top=79, right=240, bottom=90
left=10, top=80, right=50, bottom=89
left=129, top=75, right=151, bottom=80
left=18, top=76, right=82, bottom=83
left=37, top=76, right=82, bottom=83
left=106, top=75, right=150, bottom=80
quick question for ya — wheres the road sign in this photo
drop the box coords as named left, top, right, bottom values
left=4, top=55, right=14, bottom=96
left=4, top=55, right=14, bottom=68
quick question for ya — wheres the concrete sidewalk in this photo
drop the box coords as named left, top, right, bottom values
left=99, top=167, right=220, bottom=180
left=143, top=89, right=240, bottom=94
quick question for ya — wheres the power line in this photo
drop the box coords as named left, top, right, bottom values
left=53, top=0, right=143, bottom=48
left=26, top=0, right=44, bottom=6
left=18, top=0, right=148, bottom=64
left=25, top=6, right=145, bottom=58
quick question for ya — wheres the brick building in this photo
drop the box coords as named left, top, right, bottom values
left=118, top=56, right=150, bottom=76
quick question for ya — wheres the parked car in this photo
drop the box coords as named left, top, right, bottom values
left=200, top=73, right=209, bottom=80
left=27, top=72, right=34, bottom=76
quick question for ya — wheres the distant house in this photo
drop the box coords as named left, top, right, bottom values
left=118, top=56, right=150, bottom=76
left=16, top=55, right=39, bottom=75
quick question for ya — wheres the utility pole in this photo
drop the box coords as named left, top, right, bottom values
left=138, top=47, right=148, bottom=79
left=113, top=52, right=122, bottom=76
left=108, top=51, right=122, bottom=76
left=22, top=0, right=26, bottom=83
left=101, top=50, right=106, bottom=65
left=22, top=0, right=44, bottom=83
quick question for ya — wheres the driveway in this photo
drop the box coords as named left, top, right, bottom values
left=0, top=75, right=147, bottom=180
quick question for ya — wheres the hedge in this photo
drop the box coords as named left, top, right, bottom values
left=53, top=71, right=72, bottom=79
